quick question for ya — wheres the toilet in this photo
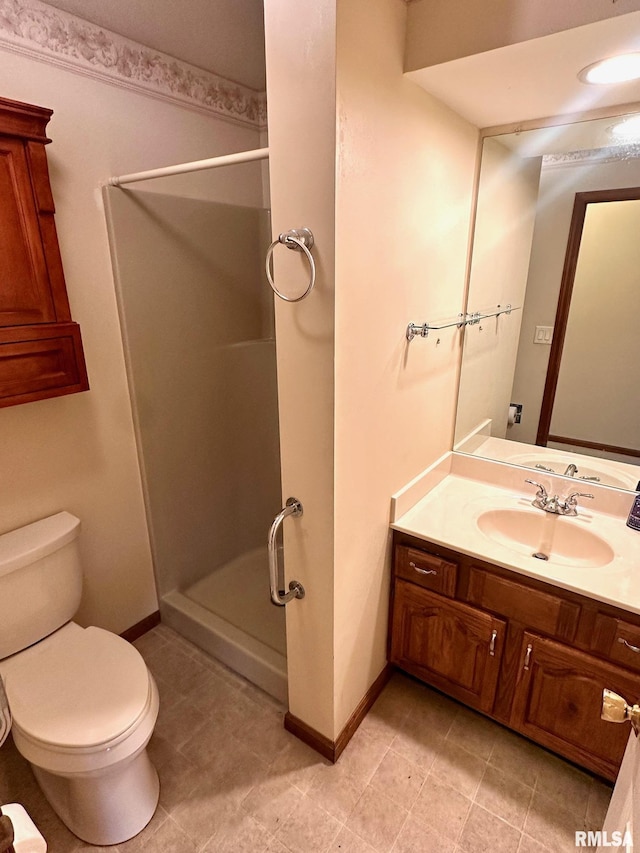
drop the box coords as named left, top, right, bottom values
left=0, top=512, right=160, bottom=846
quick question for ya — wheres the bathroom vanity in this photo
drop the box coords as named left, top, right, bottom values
left=389, top=458, right=640, bottom=782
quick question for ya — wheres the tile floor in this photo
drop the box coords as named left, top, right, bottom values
left=0, top=624, right=612, bottom=852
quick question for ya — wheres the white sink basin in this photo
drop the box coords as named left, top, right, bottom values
left=476, top=508, right=615, bottom=569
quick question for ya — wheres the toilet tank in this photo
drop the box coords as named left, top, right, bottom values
left=0, top=512, right=82, bottom=659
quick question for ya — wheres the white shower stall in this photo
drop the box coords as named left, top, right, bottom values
left=104, top=166, right=288, bottom=700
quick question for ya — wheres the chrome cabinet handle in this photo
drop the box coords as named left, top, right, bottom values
left=409, top=561, right=437, bottom=576
left=489, top=630, right=497, bottom=657
left=618, top=637, right=640, bottom=654
left=523, top=643, right=533, bottom=671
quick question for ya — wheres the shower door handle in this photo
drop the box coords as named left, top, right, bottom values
left=268, top=498, right=306, bottom=606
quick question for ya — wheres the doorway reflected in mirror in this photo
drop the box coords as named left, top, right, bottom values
left=455, top=112, right=640, bottom=491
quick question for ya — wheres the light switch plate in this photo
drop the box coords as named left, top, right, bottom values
left=534, top=325, right=553, bottom=345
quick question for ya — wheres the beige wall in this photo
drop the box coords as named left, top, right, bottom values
left=0, top=47, right=261, bottom=634
left=405, top=0, right=640, bottom=71
left=264, top=0, right=338, bottom=738
left=265, top=0, right=478, bottom=739
left=455, top=139, right=541, bottom=445
left=333, top=0, right=477, bottom=734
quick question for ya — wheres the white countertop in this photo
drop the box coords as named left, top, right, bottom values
left=392, top=472, right=640, bottom=616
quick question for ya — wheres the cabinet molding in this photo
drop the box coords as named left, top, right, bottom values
left=0, top=323, right=88, bottom=405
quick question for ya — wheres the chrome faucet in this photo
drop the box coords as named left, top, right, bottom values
left=562, top=461, right=601, bottom=483
left=535, top=462, right=600, bottom=483
left=525, top=479, right=594, bottom=516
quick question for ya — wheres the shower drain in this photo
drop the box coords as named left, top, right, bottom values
left=532, top=552, right=549, bottom=561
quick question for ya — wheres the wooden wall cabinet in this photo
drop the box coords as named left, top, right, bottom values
left=0, top=96, right=88, bottom=407
left=390, top=532, right=639, bottom=781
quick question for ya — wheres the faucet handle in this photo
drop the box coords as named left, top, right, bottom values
left=525, top=479, right=548, bottom=497
left=525, top=479, right=549, bottom=509
left=566, top=491, right=594, bottom=505
left=562, top=491, right=594, bottom=516
left=566, top=491, right=594, bottom=502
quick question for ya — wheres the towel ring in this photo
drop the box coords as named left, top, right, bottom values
left=265, top=227, right=316, bottom=302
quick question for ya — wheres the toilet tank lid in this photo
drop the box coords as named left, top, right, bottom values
left=0, top=512, right=80, bottom=578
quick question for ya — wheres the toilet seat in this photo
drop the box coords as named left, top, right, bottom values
left=1, top=622, right=159, bottom=774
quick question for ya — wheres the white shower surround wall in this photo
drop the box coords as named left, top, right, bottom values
left=0, top=0, right=267, bottom=127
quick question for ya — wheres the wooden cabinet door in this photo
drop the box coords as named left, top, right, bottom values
left=511, top=633, right=638, bottom=781
left=0, top=137, right=56, bottom=326
left=390, top=580, right=506, bottom=714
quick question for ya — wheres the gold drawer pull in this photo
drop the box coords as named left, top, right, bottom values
left=409, top=561, right=437, bottom=576
left=618, top=637, right=640, bottom=654
left=489, top=629, right=497, bottom=657
left=523, top=643, right=533, bottom=671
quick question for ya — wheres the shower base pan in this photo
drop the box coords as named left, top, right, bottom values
left=160, top=548, right=287, bottom=703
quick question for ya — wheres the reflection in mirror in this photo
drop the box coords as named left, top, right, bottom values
left=455, top=112, right=640, bottom=491
left=537, top=188, right=640, bottom=461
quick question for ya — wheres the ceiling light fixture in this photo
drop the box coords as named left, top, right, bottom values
left=608, top=114, right=640, bottom=142
left=579, top=53, right=640, bottom=85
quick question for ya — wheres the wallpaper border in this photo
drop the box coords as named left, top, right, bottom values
left=0, top=0, right=267, bottom=128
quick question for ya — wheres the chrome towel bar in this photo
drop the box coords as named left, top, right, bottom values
left=265, top=228, right=316, bottom=302
left=406, top=313, right=467, bottom=341
left=406, top=304, right=517, bottom=341
left=268, top=498, right=305, bottom=606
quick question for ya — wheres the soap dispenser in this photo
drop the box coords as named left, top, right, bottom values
left=627, top=493, right=640, bottom=531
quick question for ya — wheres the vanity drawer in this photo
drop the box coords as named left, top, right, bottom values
left=395, top=546, right=457, bottom=597
left=467, top=567, right=581, bottom=642
left=592, top=614, right=640, bottom=672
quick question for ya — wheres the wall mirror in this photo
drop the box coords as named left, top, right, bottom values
left=454, top=109, right=640, bottom=492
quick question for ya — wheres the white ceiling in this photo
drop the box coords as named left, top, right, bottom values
left=42, top=0, right=266, bottom=90
left=407, top=12, right=640, bottom=129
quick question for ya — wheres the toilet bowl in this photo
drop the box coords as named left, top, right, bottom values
left=1, top=623, right=160, bottom=845
left=0, top=513, right=160, bottom=845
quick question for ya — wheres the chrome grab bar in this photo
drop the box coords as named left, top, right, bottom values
left=268, top=498, right=305, bottom=606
